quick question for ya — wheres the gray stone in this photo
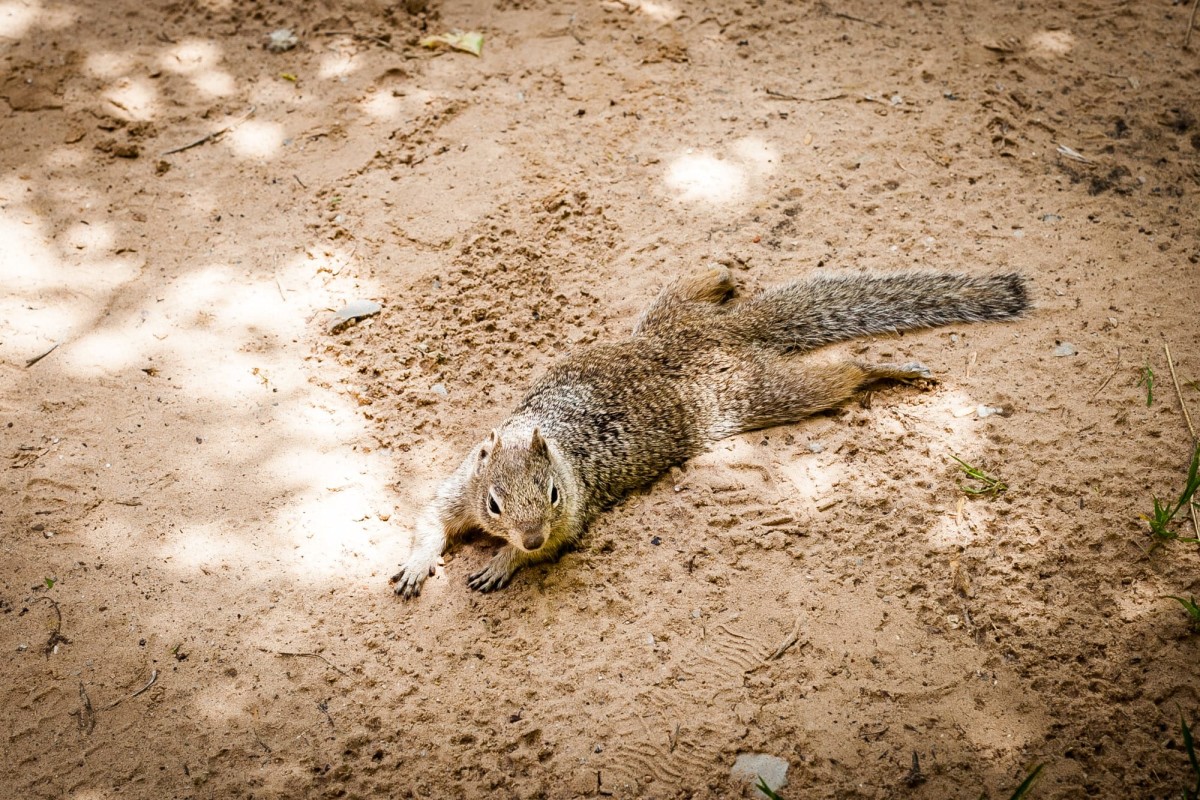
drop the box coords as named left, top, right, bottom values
left=731, top=752, right=788, bottom=798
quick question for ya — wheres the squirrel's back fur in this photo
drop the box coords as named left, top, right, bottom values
left=392, top=267, right=1029, bottom=596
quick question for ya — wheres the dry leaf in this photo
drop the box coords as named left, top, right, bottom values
left=419, top=31, right=484, bottom=57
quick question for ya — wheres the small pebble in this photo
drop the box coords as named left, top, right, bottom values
left=691, top=608, right=702, bottom=619
left=1041, top=213, right=1063, bottom=222
left=650, top=535, right=661, bottom=546
left=431, top=383, right=448, bottom=397
left=645, top=633, right=656, bottom=648
left=43, top=531, right=54, bottom=539
left=1053, top=342, right=1077, bottom=357
left=806, top=441, right=824, bottom=453
left=31, top=523, right=45, bottom=532
left=266, top=28, right=298, bottom=52
left=17, top=643, right=27, bottom=652
left=977, top=405, right=1009, bottom=418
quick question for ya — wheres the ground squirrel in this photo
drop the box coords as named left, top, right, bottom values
left=391, top=268, right=1028, bottom=597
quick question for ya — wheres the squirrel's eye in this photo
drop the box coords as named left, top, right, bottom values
left=549, top=481, right=560, bottom=506
left=487, top=489, right=502, bottom=517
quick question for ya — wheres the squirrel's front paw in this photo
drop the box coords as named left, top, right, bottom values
left=467, top=554, right=516, bottom=593
left=391, top=556, right=437, bottom=599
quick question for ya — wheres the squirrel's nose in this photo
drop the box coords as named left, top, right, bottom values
left=519, top=525, right=545, bottom=551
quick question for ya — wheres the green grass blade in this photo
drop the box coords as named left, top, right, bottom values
left=1182, top=714, right=1200, bottom=800
left=1007, top=764, right=1044, bottom=800
left=755, top=776, right=784, bottom=800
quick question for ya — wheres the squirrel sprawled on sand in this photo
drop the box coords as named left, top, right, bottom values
left=391, top=267, right=1028, bottom=597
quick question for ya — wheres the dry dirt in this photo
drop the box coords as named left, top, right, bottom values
left=3, top=0, right=1200, bottom=797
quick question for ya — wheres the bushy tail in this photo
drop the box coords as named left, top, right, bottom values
left=725, top=271, right=1028, bottom=352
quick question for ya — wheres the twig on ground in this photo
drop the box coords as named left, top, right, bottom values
left=745, top=616, right=806, bottom=673
left=76, top=682, right=95, bottom=734
left=318, top=29, right=397, bottom=51
left=1091, top=347, right=1121, bottom=399
left=766, top=616, right=804, bottom=661
left=105, top=668, right=160, bottom=709
left=568, top=12, right=586, bottom=45
left=260, top=647, right=350, bottom=676
left=765, top=87, right=847, bottom=101
left=25, top=342, right=59, bottom=368
left=834, top=11, right=882, bottom=27
left=161, top=106, right=257, bottom=156
left=131, top=669, right=159, bottom=697
left=819, top=2, right=883, bottom=27
left=1164, top=342, right=1199, bottom=539
left=35, top=596, right=70, bottom=657
left=1165, top=343, right=1197, bottom=439
left=253, top=729, right=273, bottom=753
left=904, top=751, right=926, bottom=787
left=317, top=699, right=336, bottom=729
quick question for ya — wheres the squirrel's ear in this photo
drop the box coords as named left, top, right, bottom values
left=530, top=427, right=549, bottom=458
left=476, top=430, right=501, bottom=475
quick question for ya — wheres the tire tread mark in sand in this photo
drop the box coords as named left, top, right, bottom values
left=605, top=620, right=783, bottom=790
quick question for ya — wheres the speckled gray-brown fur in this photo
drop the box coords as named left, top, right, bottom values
left=391, top=267, right=1029, bottom=597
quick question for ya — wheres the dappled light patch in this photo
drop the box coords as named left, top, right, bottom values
left=0, top=0, right=75, bottom=38
left=638, top=1, right=682, bottom=23
left=225, top=119, right=285, bottom=160
left=664, top=150, right=746, bottom=204
left=61, top=219, right=115, bottom=251
left=42, top=144, right=90, bottom=168
left=0, top=0, right=38, bottom=37
left=0, top=201, right=136, bottom=361
left=1027, top=28, right=1074, bottom=57
left=730, top=136, right=779, bottom=176
left=101, top=76, right=158, bottom=121
left=83, top=50, right=140, bottom=80
left=190, top=67, right=236, bottom=98
left=361, top=88, right=405, bottom=120
left=159, top=38, right=236, bottom=98
left=318, top=51, right=360, bottom=81
left=66, top=326, right=144, bottom=375
left=159, top=38, right=223, bottom=76
left=663, top=138, right=778, bottom=205
left=162, top=521, right=252, bottom=571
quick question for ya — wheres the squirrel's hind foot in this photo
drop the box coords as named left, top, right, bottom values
left=876, top=361, right=938, bottom=385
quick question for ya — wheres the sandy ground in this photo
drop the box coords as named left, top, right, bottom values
left=3, top=0, right=1200, bottom=797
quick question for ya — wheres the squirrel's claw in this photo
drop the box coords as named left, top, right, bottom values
left=467, top=561, right=513, bottom=593
left=391, top=559, right=436, bottom=599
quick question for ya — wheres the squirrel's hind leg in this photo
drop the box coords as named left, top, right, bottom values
left=634, top=266, right=734, bottom=334
left=733, top=357, right=935, bottom=432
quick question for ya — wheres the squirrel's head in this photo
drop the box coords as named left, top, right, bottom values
left=474, top=427, right=566, bottom=552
